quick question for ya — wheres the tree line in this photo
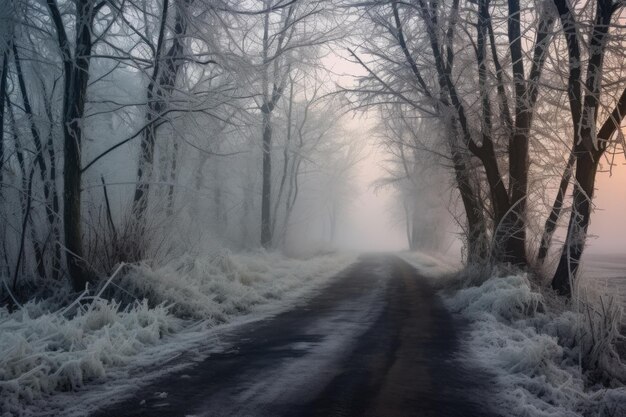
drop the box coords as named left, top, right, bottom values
left=1, top=0, right=624, bottom=302
left=350, top=0, right=626, bottom=297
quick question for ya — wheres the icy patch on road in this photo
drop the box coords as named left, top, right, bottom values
left=444, top=273, right=626, bottom=417
left=0, top=251, right=354, bottom=416
left=197, top=284, right=386, bottom=416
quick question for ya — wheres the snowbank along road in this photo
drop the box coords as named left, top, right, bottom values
left=93, top=254, right=499, bottom=417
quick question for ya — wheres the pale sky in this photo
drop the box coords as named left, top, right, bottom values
left=587, top=157, right=626, bottom=254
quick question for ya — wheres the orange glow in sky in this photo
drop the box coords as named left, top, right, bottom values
left=588, top=156, right=626, bottom=253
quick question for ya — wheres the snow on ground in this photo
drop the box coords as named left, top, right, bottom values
left=0, top=251, right=354, bottom=417
left=398, top=251, right=460, bottom=279
left=443, top=271, right=626, bottom=417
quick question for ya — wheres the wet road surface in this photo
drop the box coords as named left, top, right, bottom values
left=93, top=255, right=499, bottom=417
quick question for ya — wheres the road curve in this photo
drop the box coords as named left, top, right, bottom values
left=93, top=255, right=500, bottom=417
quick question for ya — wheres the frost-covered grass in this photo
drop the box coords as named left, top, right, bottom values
left=0, top=251, right=353, bottom=416
left=0, top=300, right=180, bottom=415
left=113, top=251, right=350, bottom=322
left=444, top=270, right=626, bottom=417
left=580, top=254, right=626, bottom=326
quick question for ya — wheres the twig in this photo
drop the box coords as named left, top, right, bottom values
left=95, top=263, right=126, bottom=299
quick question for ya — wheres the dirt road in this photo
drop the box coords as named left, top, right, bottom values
left=93, top=255, right=499, bottom=417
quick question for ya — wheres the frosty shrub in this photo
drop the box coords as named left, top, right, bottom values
left=574, top=290, right=625, bottom=384
left=445, top=273, right=626, bottom=417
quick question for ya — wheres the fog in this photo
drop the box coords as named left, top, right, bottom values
left=320, top=52, right=459, bottom=254
left=333, top=136, right=407, bottom=252
left=2, top=0, right=626, bottom=299
left=587, top=163, right=626, bottom=254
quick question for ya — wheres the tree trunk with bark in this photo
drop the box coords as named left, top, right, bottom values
left=260, top=107, right=273, bottom=247
left=537, top=151, right=575, bottom=264
left=0, top=46, right=7, bottom=190
left=552, top=151, right=598, bottom=295
left=550, top=0, right=620, bottom=297
left=133, top=0, right=188, bottom=237
left=47, top=0, right=99, bottom=290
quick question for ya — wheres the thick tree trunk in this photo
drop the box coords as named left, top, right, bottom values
left=537, top=151, right=575, bottom=263
left=63, top=89, right=89, bottom=290
left=477, top=0, right=515, bottom=253
left=494, top=1, right=552, bottom=266
left=133, top=117, right=157, bottom=220
left=551, top=151, right=598, bottom=295
left=261, top=108, right=273, bottom=247
left=258, top=0, right=284, bottom=248
left=424, top=0, right=506, bottom=262
left=62, top=1, right=95, bottom=291
left=497, top=0, right=547, bottom=266
left=46, top=0, right=95, bottom=290
left=549, top=0, right=617, bottom=297
left=132, top=0, right=170, bottom=224
left=450, top=147, right=487, bottom=261
left=0, top=46, right=7, bottom=189
left=499, top=125, right=529, bottom=266
left=0, top=47, right=6, bottom=279
left=166, top=140, right=179, bottom=217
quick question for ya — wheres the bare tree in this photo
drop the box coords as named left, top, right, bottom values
left=46, top=0, right=109, bottom=290
left=234, top=0, right=338, bottom=247
left=132, top=0, right=193, bottom=234
left=550, top=0, right=626, bottom=296
left=347, top=0, right=574, bottom=266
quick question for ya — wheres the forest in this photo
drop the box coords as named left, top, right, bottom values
left=1, top=0, right=626, bottom=416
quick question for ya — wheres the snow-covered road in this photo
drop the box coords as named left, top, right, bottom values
left=92, top=255, right=499, bottom=417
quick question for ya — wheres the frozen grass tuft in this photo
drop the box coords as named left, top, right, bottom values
left=445, top=272, right=626, bottom=417
left=446, top=274, right=542, bottom=321
left=0, top=300, right=180, bottom=415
